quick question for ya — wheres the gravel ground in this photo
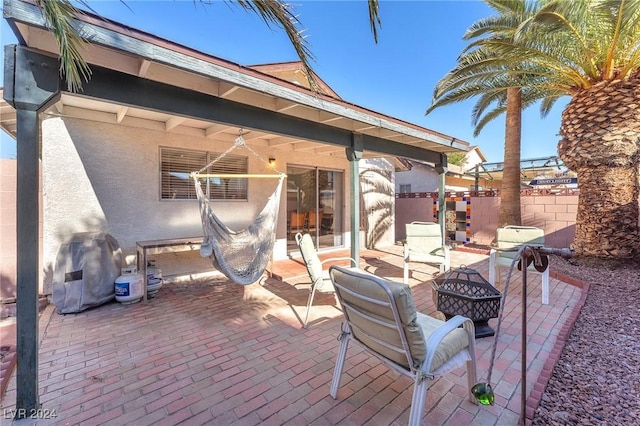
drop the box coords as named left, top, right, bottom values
left=532, top=256, right=640, bottom=425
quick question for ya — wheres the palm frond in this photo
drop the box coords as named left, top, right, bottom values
left=473, top=104, right=507, bottom=136
left=539, top=94, right=563, bottom=118
left=36, top=0, right=92, bottom=92
left=368, top=0, right=382, bottom=42
left=37, top=0, right=381, bottom=94
left=235, top=0, right=318, bottom=90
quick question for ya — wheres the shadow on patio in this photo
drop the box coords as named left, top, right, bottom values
left=1, top=246, right=583, bottom=425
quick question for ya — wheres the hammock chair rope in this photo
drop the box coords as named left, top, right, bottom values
left=192, top=132, right=285, bottom=285
left=195, top=133, right=285, bottom=177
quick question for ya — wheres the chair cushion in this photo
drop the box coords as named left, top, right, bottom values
left=405, top=222, right=445, bottom=263
left=315, top=270, right=335, bottom=293
left=407, top=251, right=446, bottom=264
left=332, top=269, right=469, bottom=371
left=332, top=267, right=454, bottom=370
left=406, top=222, right=441, bottom=238
left=416, top=312, right=469, bottom=371
left=298, top=233, right=324, bottom=283
left=496, top=227, right=544, bottom=260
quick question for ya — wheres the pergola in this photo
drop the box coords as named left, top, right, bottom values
left=468, top=156, right=571, bottom=187
left=2, top=0, right=470, bottom=413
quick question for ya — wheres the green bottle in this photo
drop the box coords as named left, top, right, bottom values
left=471, top=382, right=495, bottom=406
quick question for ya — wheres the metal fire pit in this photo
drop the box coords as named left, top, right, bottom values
left=431, top=266, right=502, bottom=338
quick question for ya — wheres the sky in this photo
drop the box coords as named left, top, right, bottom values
left=0, top=0, right=569, bottom=162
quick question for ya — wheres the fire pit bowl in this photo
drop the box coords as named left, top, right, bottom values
left=431, top=266, right=502, bottom=338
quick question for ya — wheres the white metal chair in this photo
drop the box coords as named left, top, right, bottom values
left=328, top=266, right=478, bottom=426
left=295, top=233, right=357, bottom=328
left=403, top=221, right=450, bottom=283
left=489, top=225, right=550, bottom=304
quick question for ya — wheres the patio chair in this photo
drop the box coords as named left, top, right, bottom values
left=404, top=221, right=450, bottom=283
left=295, top=233, right=357, bottom=328
left=328, top=266, right=478, bottom=426
left=489, top=225, right=550, bottom=304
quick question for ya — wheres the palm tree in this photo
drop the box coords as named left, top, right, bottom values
left=429, top=0, right=640, bottom=259
left=35, top=0, right=381, bottom=92
left=528, top=0, right=640, bottom=258
left=427, top=0, right=541, bottom=227
left=474, top=0, right=640, bottom=259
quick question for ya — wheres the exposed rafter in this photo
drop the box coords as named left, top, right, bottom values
left=165, top=116, right=185, bottom=131
left=138, top=59, right=151, bottom=77
left=116, top=106, right=128, bottom=123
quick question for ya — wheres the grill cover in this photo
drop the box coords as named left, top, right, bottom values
left=52, top=232, right=123, bottom=314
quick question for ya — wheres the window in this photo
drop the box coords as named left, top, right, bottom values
left=399, top=184, right=412, bottom=194
left=161, top=147, right=248, bottom=200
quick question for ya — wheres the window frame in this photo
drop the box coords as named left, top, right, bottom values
left=399, top=184, right=412, bottom=194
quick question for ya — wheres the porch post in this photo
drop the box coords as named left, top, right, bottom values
left=474, top=164, right=480, bottom=191
left=3, top=45, right=60, bottom=416
left=346, top=134, right=363, bottom=266
left=436, top=154, right=448, bottom=246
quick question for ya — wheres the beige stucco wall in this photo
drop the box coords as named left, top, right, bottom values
left=39, top=116, right=359, bottom=291
left=395, top=163, right=439, bottom=192
left=396, top=162, right=493, bottom=193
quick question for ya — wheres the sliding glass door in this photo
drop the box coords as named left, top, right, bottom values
left=286, top=165, right=344, bottom=253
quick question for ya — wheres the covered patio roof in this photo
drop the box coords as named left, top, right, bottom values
left=2, top=0, right=469, bottom=162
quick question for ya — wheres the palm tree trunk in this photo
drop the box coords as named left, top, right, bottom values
left=498, top=87, right=522, bottom=226
left=558, top=76, right=640, bottom=258
left=570, top=165, right=639, bottom=257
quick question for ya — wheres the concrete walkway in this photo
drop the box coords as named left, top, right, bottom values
left=0, top=245, right=584, bottom=425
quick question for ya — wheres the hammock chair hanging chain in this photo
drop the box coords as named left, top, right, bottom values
left=194, top=130, right=284, bottom=176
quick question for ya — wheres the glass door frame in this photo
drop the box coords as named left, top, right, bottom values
left=286, top=164, right=344, bottom=254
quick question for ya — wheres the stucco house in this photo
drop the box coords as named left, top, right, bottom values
left=1, top=0, right=480, bottom=408
left=396, top=145, right=490, bottom=194
left=1, top=0, right=472, bottom=299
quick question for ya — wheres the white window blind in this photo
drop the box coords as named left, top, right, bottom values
left=161, top=148, right=206, bottom=199
left=160, top=148, right=248, bottom=200
left=207, top=153, right=248, bottom=200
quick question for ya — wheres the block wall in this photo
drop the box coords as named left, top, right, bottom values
left=396, top=193, right=578, bottom=249
left=0, top=159, right=43, bottom=301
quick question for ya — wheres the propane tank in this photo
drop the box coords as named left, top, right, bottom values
left=146, top=259, right=163, bottom=298
left=115, top=265, right=144, bottom=304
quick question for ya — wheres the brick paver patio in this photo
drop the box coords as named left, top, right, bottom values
left=1, top=245, right=583, bottom=425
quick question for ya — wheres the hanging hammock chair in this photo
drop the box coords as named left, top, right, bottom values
left=192, top=133, right=285, bottom=285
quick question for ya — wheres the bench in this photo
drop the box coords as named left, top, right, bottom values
left=136, top=237, right=203, bottom=301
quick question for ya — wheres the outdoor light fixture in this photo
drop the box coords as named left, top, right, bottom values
left=269, top=157, right=276, bottom=166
